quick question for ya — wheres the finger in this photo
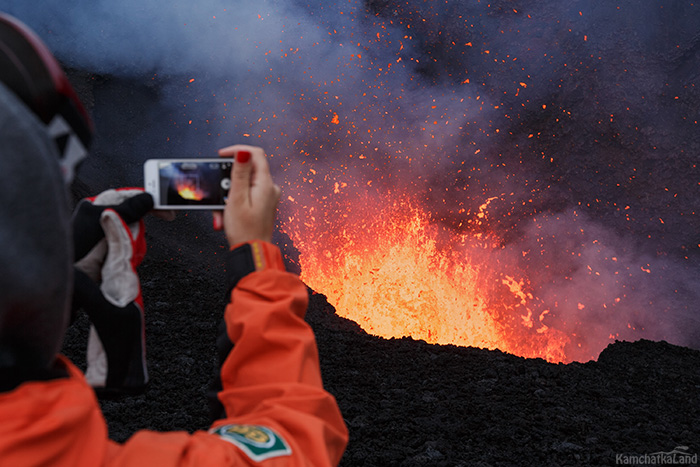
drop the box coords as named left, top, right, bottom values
left=218, top=144, right=261, bottom=158
left=218, top=145, right=237, bottom=158
left=245, top=148, right=275, bottom=195
left=229, top=149, right=254, bottom=204
left=212, top=211, right=223, bottom=231
left=114, top=192, right=154, bottom=224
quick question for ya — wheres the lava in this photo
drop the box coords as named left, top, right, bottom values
left=285, top=192, right=570, bottom=363
left=175, top=177, right=205, bottom=201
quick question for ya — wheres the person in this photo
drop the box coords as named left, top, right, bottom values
left=0, top=12, right=349, bottom=466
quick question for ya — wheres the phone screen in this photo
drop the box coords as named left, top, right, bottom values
left=155, top=160, right=232, bottom=207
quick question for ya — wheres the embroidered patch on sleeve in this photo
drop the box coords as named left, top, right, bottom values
left=210, top=424, right=292, bottom=462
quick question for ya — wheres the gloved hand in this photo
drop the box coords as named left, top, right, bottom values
left=71, top=188, right=153, bottom=395
left=72, top=188, right=154, bottom=263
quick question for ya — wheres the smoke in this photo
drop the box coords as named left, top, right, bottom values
left=3, top=0, right=313, bottom=76
left=3, top=0, right=698, bottom=360
left=503, top=209, right=700, bottom=362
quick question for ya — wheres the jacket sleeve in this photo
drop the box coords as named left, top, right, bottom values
left=108, top=241, right=347, bottom=466
left=211, top=240, right=348, bottom=466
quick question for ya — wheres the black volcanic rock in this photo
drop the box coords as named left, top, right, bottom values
left=308, top=294, right=700, bottom=466
left=63, top=220, right=700, bottom=465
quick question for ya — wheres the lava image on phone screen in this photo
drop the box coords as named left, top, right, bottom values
left=159, top=160, right=232, bottom=207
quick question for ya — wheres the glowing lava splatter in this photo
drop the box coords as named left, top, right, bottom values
left=286, top=192, right=570, bottom=363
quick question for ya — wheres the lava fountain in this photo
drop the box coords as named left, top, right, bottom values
left=285, top=189, right=571, bottom=363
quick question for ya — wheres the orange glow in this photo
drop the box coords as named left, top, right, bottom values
left=287, top=194, right=570, bottom=363
left=176, top=179, right=205, bottom=201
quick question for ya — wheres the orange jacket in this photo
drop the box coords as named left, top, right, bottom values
left=0, top=241, right=348, bottom=466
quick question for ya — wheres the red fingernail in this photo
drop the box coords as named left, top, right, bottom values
left=236, top=150, right=251, bottom=163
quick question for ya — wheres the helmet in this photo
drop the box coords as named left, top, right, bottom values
left=0, top=12, right=94, bottom=184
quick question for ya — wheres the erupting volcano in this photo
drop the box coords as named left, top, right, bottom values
left=9, top=0, right=697, bottom=463
left=11, top=0, right=692, bottom=366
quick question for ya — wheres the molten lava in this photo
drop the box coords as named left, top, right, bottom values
left=286, top=193, right=571, bottom=363
left=175, top=177, right=205, bottom=201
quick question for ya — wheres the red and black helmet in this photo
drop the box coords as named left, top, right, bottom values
left=0, top=12, right=94, bottom=183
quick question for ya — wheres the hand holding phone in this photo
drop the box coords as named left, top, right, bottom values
left=216, top=145, right=281, bottom=246
left=143, top=146, right=279, bottom=245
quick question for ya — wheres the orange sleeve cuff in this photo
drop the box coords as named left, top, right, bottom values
left=225, top=241, right=285, bottom=292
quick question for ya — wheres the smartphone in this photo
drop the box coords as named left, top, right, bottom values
left=143, top=158, right=232, bottom=209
